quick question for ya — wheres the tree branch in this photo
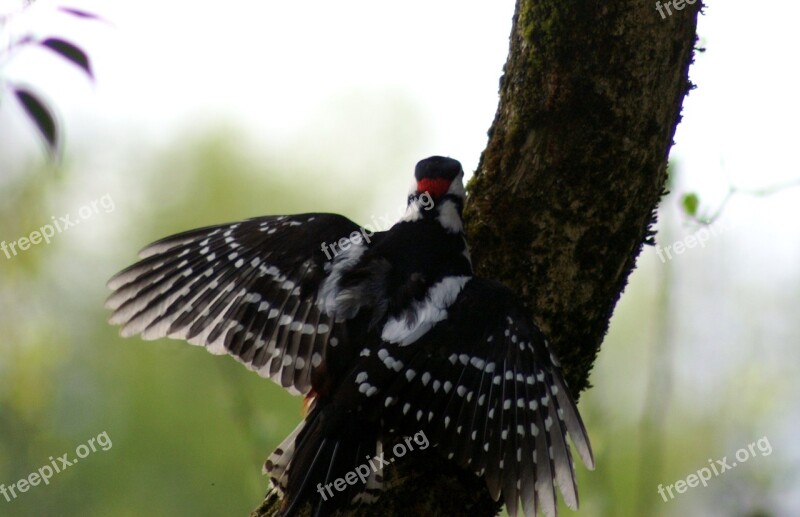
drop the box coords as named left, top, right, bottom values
left=255, top=1, right=701, bottom=515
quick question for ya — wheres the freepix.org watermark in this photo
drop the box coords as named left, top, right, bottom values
left=320, top=193, right=434, bottom=261
left=1, top=431, right=113, bottom=503
left=655, top=0, right=698, bottom=20
left=655, top=219, right=732, bottom=263
left=1, top=193, right=115, bottom=260
left=657, top=435, right=772, bottom=502
left=315, top=430, right=430, bottom=501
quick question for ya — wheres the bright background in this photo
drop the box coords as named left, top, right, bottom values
left=1, top=1, right=798, bottom=516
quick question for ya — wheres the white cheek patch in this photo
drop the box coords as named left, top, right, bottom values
left=437, top=200, right=463, bottom=233
left=381, top=276, right=470, bottom=346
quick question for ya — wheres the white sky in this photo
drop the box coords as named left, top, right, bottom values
left=2, top=0, right=799, bottom=207
left=1, top=1, right=511, bottom=177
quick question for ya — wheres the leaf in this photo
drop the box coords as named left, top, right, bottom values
left=40, top=38, right=93, bottom=80
left=14, top=87, right=58, bottom=154
left=681, top=193, right=699, bottom=217
left=57, top=7, right=102, bottom=20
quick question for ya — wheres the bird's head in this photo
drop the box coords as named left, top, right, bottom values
left=402, top=156, right=466, bottom=231
left=413, top=156, right=465, bottom=202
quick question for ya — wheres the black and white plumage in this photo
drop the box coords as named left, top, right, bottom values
left=106, top=156, right=594, bottom=517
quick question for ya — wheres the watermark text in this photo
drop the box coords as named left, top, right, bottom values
left=315, top=430, right=429, bottom=501
left=1, top=431, right=113, bottom=503
left=320, top=193, right=434, bottom=261
left=1, top=193, right=115, bottom=260
left=655, top=219, right=731, bottom=263
left=657, top=435, right=772, bottom=502
left=656, top=0, right=698, bottom=20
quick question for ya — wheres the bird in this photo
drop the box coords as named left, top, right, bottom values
left=105, top=155, right=594, bottom=517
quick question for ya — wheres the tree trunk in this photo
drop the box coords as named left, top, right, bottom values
left=254, top=1, right=702, bottom=515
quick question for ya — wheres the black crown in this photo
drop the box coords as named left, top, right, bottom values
left=414, top=156, right=462, bottom=181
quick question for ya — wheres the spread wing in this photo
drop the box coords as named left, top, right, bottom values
left=347, top=278, right=594, bottom=517
left=106, top=213, right=372, bottom=395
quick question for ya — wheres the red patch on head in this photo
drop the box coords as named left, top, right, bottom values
left=416, top=178, right=451, bottom=198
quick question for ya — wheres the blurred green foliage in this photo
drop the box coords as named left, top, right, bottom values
left=0, top=133, right=347, bottom=516
left=0, top=133, right=784, bottom=517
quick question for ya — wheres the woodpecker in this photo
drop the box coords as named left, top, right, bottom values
left=106, top=156, right=594, bottom=517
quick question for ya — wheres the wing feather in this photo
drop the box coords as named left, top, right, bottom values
left=369, top=278, right=593, bottom=516
left=107, top=213, right=366, bottom=395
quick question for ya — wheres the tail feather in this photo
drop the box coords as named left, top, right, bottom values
left=264, top=419, right=306, bottom=495
left=268, top=404, right=380, bottom=517
left=352, top=438, right=384, bottom=504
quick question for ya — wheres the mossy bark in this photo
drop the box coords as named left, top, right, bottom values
left=255, top=1, right=701, bottom=515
